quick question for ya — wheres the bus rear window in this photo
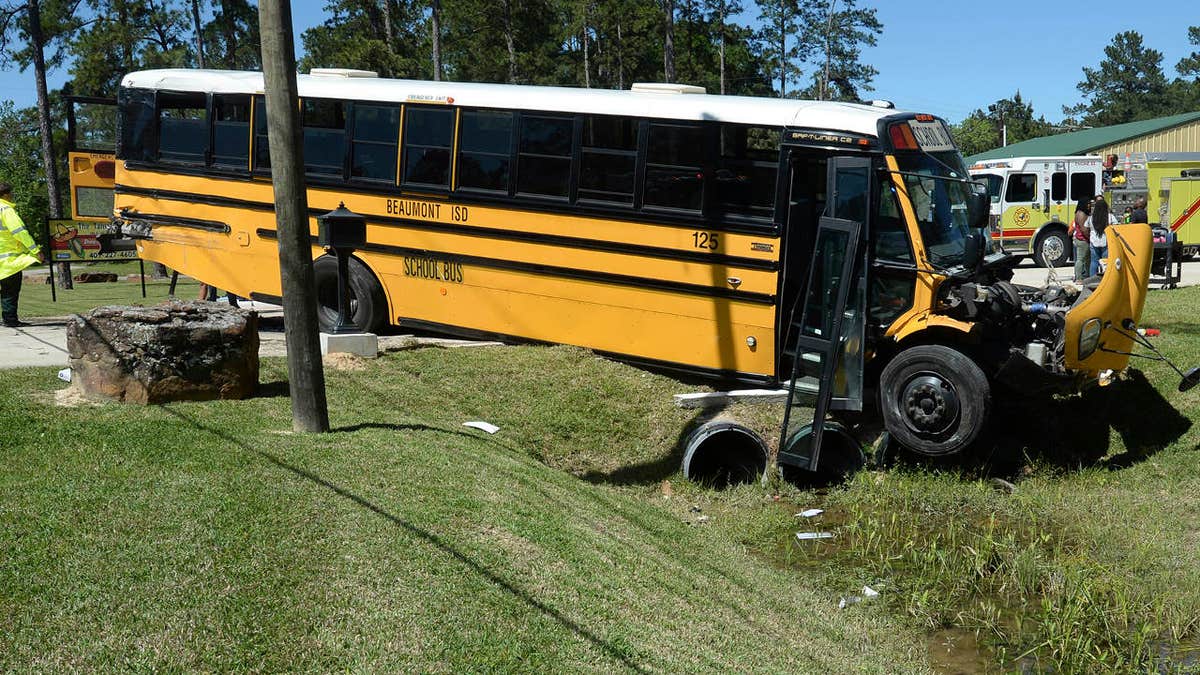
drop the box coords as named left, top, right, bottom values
left=117, top=88, right=156, bottom=162
left=158, top=93, right=207, bottom=164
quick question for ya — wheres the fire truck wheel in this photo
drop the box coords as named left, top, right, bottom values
left=313, top=255, right=387, bottom=333
left=880, top=345, right=990, bottom=457
left=1034, top=228, right=1070, bottom=268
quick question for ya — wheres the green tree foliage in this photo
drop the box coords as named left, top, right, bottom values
left=69, top=0, right=191, bottom=97
left=1173, top=25, right=1200, bottom=111
left=0, top=101, right=55, bottom=249
left=951, top=92, right=1051, bottom=157
left=1064, top=30, right=1173, bottom=126
left=202, top=0, right=261, bottom=69
left=756, top=0, right=812, bottom=98
left=800, top=0, right=881, bottom=101
left=299, top=0, right=424, bottom=78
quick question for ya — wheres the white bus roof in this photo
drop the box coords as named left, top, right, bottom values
left=969, top=155, right=1102, bottom=171
left=121, top=68, right=909, bottom=137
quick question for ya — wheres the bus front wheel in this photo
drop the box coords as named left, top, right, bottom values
left=879, top=345, right=990, bottom=457
left=313, top=255, right=387, bottom=333
left=1034, top=228, right=1070, bottom=268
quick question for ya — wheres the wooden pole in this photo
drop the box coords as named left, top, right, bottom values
left=258, top=0, right=330, bottom=433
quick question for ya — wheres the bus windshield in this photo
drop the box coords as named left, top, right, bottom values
left=894, top=151, right=978, bottom=269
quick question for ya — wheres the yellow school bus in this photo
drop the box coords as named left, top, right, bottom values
left=104, top=68, right=1155, bottom=464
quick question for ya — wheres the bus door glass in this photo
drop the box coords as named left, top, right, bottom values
left=778, top=156, right=868, bottom=473
left=67, top=97, right=118, bottom=221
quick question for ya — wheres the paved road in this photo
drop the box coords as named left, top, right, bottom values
left=3, top=261, right=1197, bottom=370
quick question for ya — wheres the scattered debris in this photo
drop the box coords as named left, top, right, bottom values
left=838, top=595, right=860, bottom=609
left=795, top=508, right=824, bottom=518
left=795, top=531, right=834, bottom=541
left=696, top=515, right=711, bottom=524
left=462, top=420, right=500, bottom=434
left=989, top=477, right=1017, bottom=494
left=862, top=585, right=879, bottom=598
left=57, top=368, right=71, bottom=383
left=689, top=505, right=703, bottom=513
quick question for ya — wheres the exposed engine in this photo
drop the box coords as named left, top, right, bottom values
left=936, top=264, right=1092, bottom=378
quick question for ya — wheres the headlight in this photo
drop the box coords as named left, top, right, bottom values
left=1079, top=318, right=1103, bottom=360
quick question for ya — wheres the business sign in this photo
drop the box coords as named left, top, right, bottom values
left=47, top=219, right=137, bottom=262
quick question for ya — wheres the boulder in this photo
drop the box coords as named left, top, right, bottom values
left=67, top=300, right=259, bottom=403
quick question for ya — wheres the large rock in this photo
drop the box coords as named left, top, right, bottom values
left=67, top=301, right=259, bottom=403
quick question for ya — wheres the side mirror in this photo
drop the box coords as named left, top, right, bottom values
left=963, top=229, right=984, bottom=268
left=968, top=182, right=990, bottom=229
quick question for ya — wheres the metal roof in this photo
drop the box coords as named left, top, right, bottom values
left=121, top=68, right=907, bottom=136
left=966, top=111, right=1200, bottom=162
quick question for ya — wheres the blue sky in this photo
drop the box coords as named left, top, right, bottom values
left=0, top=0, right=1195, bottom=124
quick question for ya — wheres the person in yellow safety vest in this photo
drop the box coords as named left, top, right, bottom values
left=0, top=181, right=44, bottom=328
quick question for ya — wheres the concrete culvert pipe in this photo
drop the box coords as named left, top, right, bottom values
left=682, top=421, right=768, bottom=489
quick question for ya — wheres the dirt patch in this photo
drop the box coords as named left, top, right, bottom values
left=323, top=352, right=368, bottom=371
left=53, top=384, right=105, bottom=407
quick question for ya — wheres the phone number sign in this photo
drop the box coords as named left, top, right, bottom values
left=47, top=219, right=137, bottom=261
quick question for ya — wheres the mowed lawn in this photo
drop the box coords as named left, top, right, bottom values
left=0, top=347, right=925, bottom=672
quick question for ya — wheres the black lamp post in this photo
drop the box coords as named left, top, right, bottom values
left=316, top=202, right=367, bottom=335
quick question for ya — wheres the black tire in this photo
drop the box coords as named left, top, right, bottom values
left=313, top=255, right=387, bottom=333
left=1033, top=227, right=1070, bottom=268
left=879, top=345, right=990, bottom=457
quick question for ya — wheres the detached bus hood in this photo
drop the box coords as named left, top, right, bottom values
left=1063, top=224, right=1154, bottom=374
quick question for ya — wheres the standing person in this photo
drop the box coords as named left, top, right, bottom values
left=1071, top=197, right=1091, bottom=281
left=0, top=182, right=44, bottom=328
left=1087, top=194, right=1119, bottom=277
left=1130, top=196, right=1149, bottom=224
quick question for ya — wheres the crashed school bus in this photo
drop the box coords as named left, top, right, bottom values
left=95, top=68, right=1163, bottom=467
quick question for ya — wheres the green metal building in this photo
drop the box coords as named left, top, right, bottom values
left=967, top=111, right=1200, bottom=163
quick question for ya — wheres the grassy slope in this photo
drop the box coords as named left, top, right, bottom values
left=0, top=348, right=927, bottom=672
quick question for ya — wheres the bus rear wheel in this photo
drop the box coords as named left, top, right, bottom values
left=313, top=255, right=387, bottom=333
left=1034, top=228, right=1070, bottom=268
left=880, top=345, right=990, bottom=457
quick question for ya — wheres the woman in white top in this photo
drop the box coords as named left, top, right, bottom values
left=1086, top=195, right=1119, bottom=277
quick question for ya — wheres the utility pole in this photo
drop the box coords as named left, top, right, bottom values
left=258, top=0, right=330, bottom=433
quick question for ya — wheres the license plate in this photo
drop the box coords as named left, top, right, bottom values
left=908, top=120, right=955, bottom=152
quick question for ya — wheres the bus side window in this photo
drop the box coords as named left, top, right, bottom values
left=1051, top=171, right=1066, bottom=201
left=713, top=124, right=779, bottom=220
left=253, top=96, right=270, bottom=171
left=644, top=123, right=706, bottom=212
left=118, top=88, right=156, bottom=162
left=1070, top=172, right=1095, bottom=202
left=351, top=104, right=400, bottom=183
left=1005, top=172, right=1037, bottom=202
left=403, top=106, right=454, bottom=189
left=578, top=115, right=638, bottom=206
left=516, top=114, right=573, bottom=199
left=158, top=92, right=207, bottom=165
left=211, top=94, right=250, bottom=170
left=870, top=184, right=915, bottom=327
left=457, top=109, right=514, bottom=193
left=302, top=99, right=347, bottom=177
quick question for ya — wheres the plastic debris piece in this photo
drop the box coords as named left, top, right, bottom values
left=795, top=531, right=834, bottom=541
left=57, top=368, right=71, bottom=383
left=696, top=515, right=711, bottom=523
left=796, top=508, right=824, bottom=518
left=839, top=596, right=860, bottom=609
left=462, top=421, right=500, bottom=434
left=862, top=585, right=879, bottom=598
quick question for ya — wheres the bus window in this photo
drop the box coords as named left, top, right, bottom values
left=212, top=95, right=250, bottom=169
left=1005, top=172, right=1037, bottom=202
left=870, top=185, right=915, bottom=327
left=158, top=92, right=207, bottom=164
left=644, top=123, right=706, bottom=212
left=457, top=110, right=513, bottom=193
left=351, top=104, right=400, bottom=182
left=253, top=96, right=270, bottom=170
left=714, top=125, right=779, bottom=220
left=578, top=115, right=637, bottom=205
left=1070, top=172, right=1095, bottom=201
left=303, top=99, right=347, bottom=176
left=403, top=106, right=454, bottom=188
left=118, top=88, right=156, bottom=162
left=1051, top=171, right=1066, bottom=201
left=517, top=114, right=573, bottom=198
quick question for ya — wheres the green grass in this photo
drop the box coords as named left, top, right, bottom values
left=0, top=347, right=926, bottom=672
left=19, top=261, right=201, bottom=319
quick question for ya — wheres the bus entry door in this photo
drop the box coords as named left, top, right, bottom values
left=778, top=156, right=869, bottom=472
